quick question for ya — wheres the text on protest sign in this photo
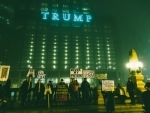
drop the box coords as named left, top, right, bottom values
left=70, top=68, right=82, bottom=78
left=102, top=80, right=114, bottom=91
left=83, top=70, right=95, bottom=78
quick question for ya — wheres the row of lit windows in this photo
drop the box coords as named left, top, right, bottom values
left=21, top=64, right=116, bottom=70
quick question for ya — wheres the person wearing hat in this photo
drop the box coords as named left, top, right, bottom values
left=126, top=77, right=136, bottom=104
left=34, top=79, right=45, bottom=107
left=142, top=82, right=150, bottom=113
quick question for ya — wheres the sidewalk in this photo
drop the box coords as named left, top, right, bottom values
left=5, top=104, right=144, bottom=113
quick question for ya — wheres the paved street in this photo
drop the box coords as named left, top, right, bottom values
left=3, top=104, right=145, bottom=113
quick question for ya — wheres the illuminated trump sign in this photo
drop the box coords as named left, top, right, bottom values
left=41, top=12, right=92, bottom=22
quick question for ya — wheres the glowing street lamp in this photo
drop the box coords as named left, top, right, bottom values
left=126, top=49, right=145, bottom=91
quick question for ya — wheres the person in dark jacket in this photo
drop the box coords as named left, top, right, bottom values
left=116, top=83, right=126, bottom=104
left=20, top=77, right=32, bottom=107
left=105, top=91, right=115, bottom=113
left=142, top=82, right=150, bottom=113
left=47, top=80, right=54, bottom=106
left=34, top=79, right=45, bottom=107
left=3, top=79, right=11, bottom=100
left=81, top=78, right=90, bottom=105
left=0, top=84, right=6, bottom=113
left=126, top=77, right=136, bottom=104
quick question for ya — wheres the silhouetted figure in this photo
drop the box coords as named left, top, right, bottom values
left=105, top=91, right=114, bottom=113
left=3, top=79, right=11, bottom=100
left=126, top=77, right=136, bottom=104
left=116, top=83, right=126, bottom=104
left=55, top=79, right=68, bottom=106
left=0, top=84, right=6, bottom=113
left=81, top=78, right=90, bottom=105
left=47, top=81, right=54, bottom=106
left=142, top=82, right=150, bottom=113
left=20, top=77, right=32, bottom=107
left=34, top=79, right=45, bottom=107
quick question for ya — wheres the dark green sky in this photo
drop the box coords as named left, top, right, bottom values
left=94, top=0, right=150, bottom=75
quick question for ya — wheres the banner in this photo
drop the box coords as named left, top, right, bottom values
left=27, top=69, right=35, bottom=77
left=70, top=68, right=82, bottom=78
left=95, top=74, right=107, bottom=79
left=83, top=70, right=95, bottom=78
left=0, top=65, right=10, bottom=81
left=102, top=80, right=114, bottom=91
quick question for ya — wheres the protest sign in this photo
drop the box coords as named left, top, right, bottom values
left=102, top=80, right=114, bottom=91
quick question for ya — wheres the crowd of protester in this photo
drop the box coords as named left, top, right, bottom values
left=0, top=77, right=150, bottom=113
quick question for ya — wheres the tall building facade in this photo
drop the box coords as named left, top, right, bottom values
left=5, top=0, right=119, bottom=87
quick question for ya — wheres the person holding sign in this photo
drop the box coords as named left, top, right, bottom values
left=44, top=84, right=52, bottom=108
left=55, top=79, right=68, bottom=106
left=34, top=79, right=45, bottom=107
left=20, top=77, right=32, bottom=108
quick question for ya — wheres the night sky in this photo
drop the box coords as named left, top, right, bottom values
left=94, top=0, right=150, bottom=76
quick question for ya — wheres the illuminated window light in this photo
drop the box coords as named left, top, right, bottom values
left=54, top=49, right=57, bottom=52
left=53, top=65, right=56, bottom=69
left=31, top=42, right=33, bottom=44
left=42, top=53, right=45, bottom=55
left=65, top=57, right=68, bottom=59
left=76, top=54, right=79, bottom=56
left=29, top=56, right=32, bottom=59
left=42, top=49, right=45, bottom=51
left=42, top=56, right=45, bottom=59
left=76, top=47, right=79, bottom=49
left=30, top=53, right=33, bottom=55
left=76, top=65, right=79, bottom=68
left=65, top=61, right=67, bottom=64
left=42, top=46, right=45, bottom=48
left=54, top=46, right=57, bottom=48
left=65, top=53, right=68, bottom=56
left=65, top=50, right=68, bottom=52
left=30, top=49, right=33, bottom=51
left=53, top=61, right=56, bottom=64
left=53, top=57, right=56, bottom=59
left=65, top=46, right=68, bottom=49
left=41, top=60, right=45, bottom=63
left=75, top=61, right=78, bottom=64
left=30, top=45, right=33, bottom=48
left=76, top=57, right=79, bottom=60
left=28, top=65, right=30, bottom=68
left=43, top=42, right=45, bottom=44
left=41, top=65, right=45, bottom=68
left=65, top=65, right=67, bottom=69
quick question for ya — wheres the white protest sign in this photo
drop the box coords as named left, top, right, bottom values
left=70, top=68, right=82, bottom=78
left=83, top=70, right=95, bottom=78
left=102, top=80, right=114, bottom=91
left=0, top=65, right=10, bottom=81
left=95, top=74, right=107, bottom=79
left=37, top=70, right=46, bottom=79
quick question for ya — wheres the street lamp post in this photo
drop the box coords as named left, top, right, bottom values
left=126, top=49, right=145, bottom=92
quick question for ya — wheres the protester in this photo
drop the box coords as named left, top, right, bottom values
left=105, top=91, right=115, bottom=113
left=55, top=79, right=68, bottom=106
left=126, top=77, right=136, bottom=104
left=47, top=80, right=54, bottom=106
left=0, top=84, right=6, bottom=113
left=116, top=83, right=126, bottom=104
left=34, top=79, right=45, bottom=107
left=44, top=84, right=52, bottom=108
left=69, top=78, right=75, bottom=104
left=144, top=78, right=150, bottom=90
left=81, top=78, right=90, bottom=105
left=142, top=82, right=150, bottom=113
left=3, top=79, right=11, bottom=100
left=20, top=77, right=32, bottom=107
